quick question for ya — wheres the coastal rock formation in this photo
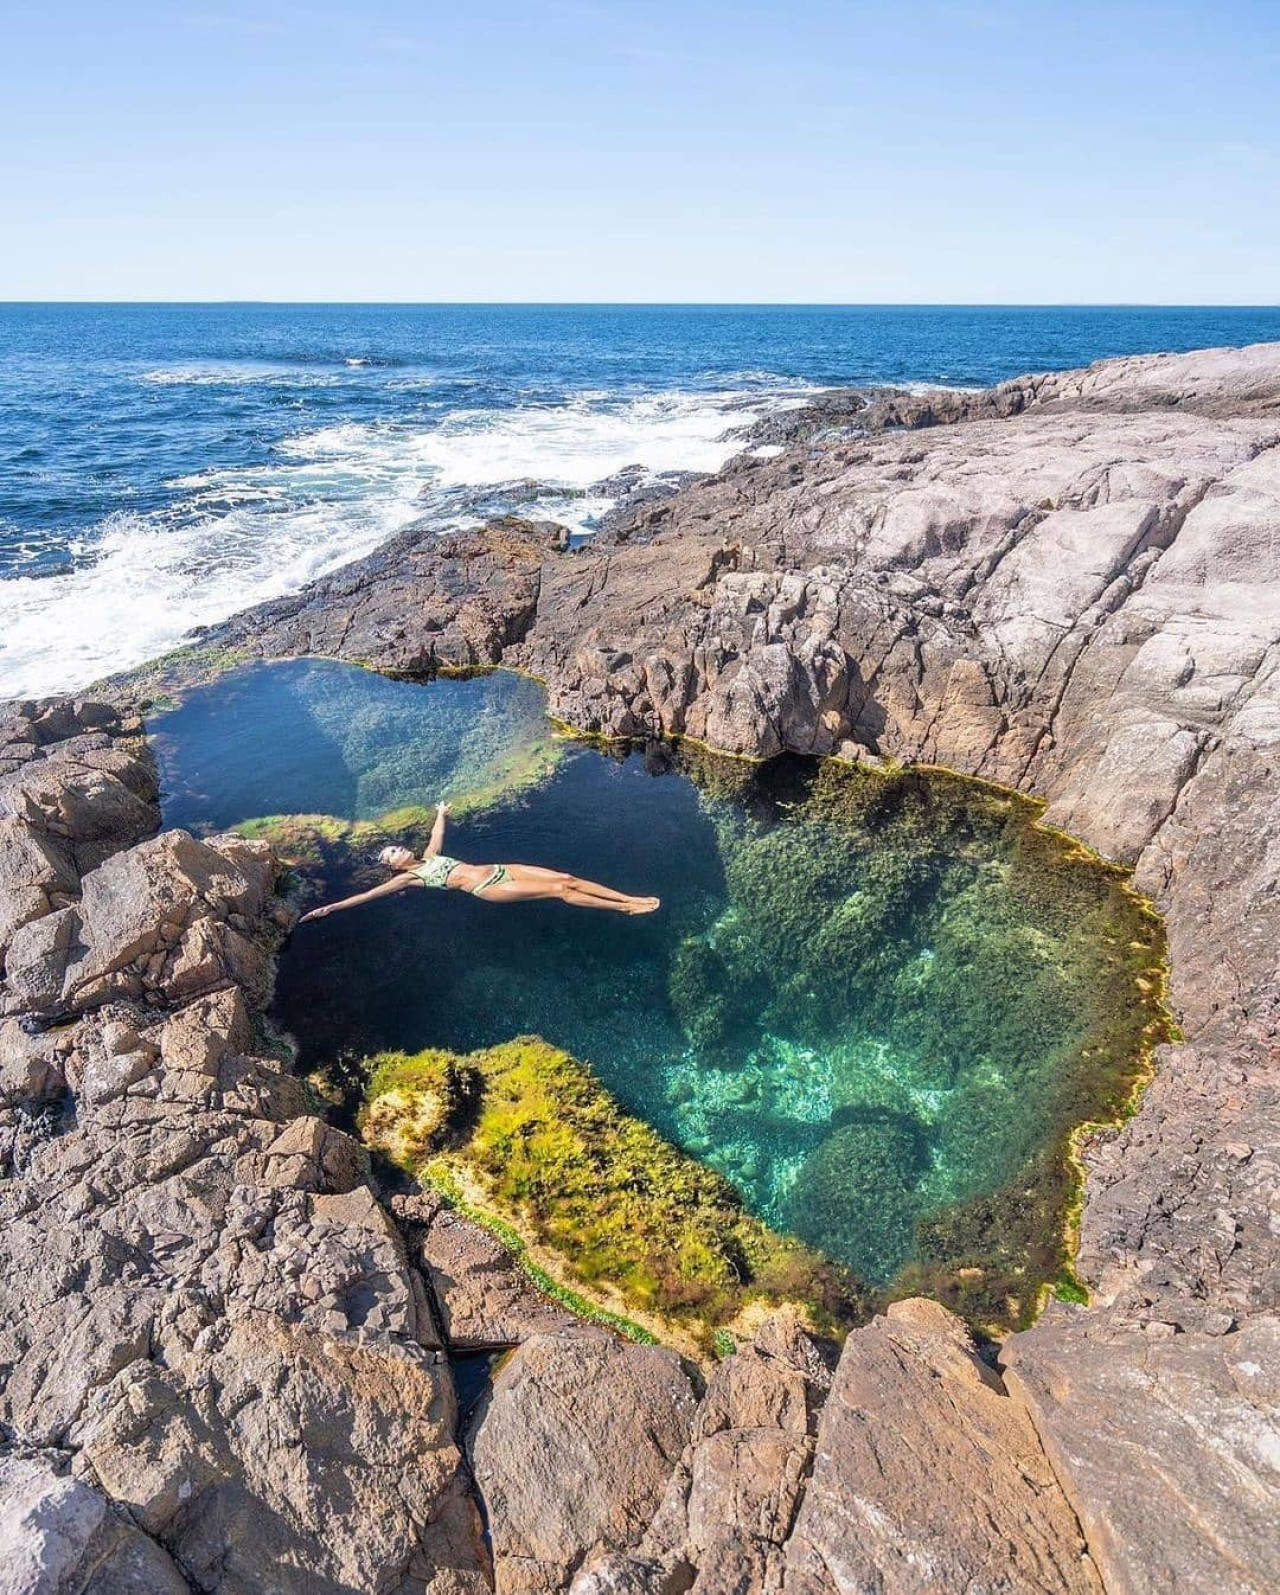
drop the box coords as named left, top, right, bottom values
left=784, top=1299, right=1100, bottom=1595
left=0, top=704, right=492, bottom=1592
left=5, top=343, right=1279, bottom=1593
left=192, top=340, right=1280, bottom=1594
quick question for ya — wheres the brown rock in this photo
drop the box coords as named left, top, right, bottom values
left=782, top=1299, right=1101, bottom=1594
left=471, top=1330, right=698, bottom=1593
left=74, top=1317, right=487, bottom=1595
left=571, top=1312, right=835, bottom=1595
left=1003, top=1311, right=1280, bottom=1595
left=395, top=1192, right=580, bottom=1346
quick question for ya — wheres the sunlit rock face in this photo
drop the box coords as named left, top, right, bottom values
left=153, top=659, right=1169, bottom=1328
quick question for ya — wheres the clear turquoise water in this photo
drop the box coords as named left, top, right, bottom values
left=154, top=659, right=1166, bottom=1309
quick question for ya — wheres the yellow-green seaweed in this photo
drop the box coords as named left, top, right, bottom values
left=360, top=1037, right=870, bottom=1350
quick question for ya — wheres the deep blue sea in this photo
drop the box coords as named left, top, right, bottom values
left=3, top=303, right=1279, bottom=697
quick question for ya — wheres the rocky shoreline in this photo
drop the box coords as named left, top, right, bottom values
left=3, top=343, right=1277, bottom=1594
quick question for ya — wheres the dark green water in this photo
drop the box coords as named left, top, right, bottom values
left=154, top=659, right=1168, bottom=1315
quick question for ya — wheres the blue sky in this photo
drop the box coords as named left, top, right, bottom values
left=2, top=1, right=1278, bottom=302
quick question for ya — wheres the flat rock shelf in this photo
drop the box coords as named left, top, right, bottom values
left=152, top=657, right=1171, bottom=1335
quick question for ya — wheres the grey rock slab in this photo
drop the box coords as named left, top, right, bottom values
left=0, top=1450, right=191, bottom=1595
left=782, top=1299, right=1102, bottom=1594
left=1003, top=1311, right=1280, bottom=1595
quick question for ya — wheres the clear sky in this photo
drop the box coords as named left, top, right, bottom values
left=3, top=1, right=1278, bottom=303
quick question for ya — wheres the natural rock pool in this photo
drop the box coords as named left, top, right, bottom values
left=153, top=658, right=1172, bottom=1329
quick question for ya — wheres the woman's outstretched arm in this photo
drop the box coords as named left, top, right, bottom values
left=424, top=801, right=451, bottom=857
left=298, top=874, right=414, bottom=924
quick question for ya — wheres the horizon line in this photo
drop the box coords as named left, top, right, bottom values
left=3, top=299, right=1280, bottom=312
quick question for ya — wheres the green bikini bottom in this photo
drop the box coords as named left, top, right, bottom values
left=469, top=864, right=511, bottom=895
left=411, top=856, right=511, bottom=895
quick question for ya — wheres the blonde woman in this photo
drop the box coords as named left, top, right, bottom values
left=298, top=802, right=659, bottom=922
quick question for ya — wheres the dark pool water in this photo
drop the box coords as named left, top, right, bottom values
left=153, top=659, right=1167, bottom=1305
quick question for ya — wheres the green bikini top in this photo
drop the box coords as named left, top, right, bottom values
left=410, top=854, right=461, bottom=889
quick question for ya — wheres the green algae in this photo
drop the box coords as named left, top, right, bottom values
left=99, top=641, right=253, bottom=708
left=360, top=1037, right=870, bottom=1351
left=658, top=751, right=1174, bottom=1329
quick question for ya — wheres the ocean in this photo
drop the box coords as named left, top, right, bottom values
left=3, top=302, right=1279, bottom=698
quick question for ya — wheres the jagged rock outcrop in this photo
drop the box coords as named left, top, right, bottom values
left=571, top=1303, right=1103, bottom=1595
left=197, top=517, right=545, bottom=675
left=0, top=704, right=492, bottom=1593
left=570, top=1311, right=837, bottom=1595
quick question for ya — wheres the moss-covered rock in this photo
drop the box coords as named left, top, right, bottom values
left=360, top=1035, right=869, bottom=1348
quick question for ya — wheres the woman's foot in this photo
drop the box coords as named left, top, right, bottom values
left=625, top=896, right=661, bottom=914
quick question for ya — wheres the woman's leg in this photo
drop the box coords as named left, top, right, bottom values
left=501, top=865, right=637, bottom=904
left=476, top=865, right=658, bottom=913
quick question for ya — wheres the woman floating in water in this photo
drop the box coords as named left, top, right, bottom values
left=298, top=802, right=660, bottom=922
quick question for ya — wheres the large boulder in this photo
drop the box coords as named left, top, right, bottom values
left=2, top=829, right=280, bottom=1018
left=470, top=1330, right=698, bottom=1593
left=74, top=1318, right=485, bottom=1595
left=782, top=1299, right=1101, bottom=1594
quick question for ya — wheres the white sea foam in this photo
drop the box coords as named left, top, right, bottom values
left=0, top=386, right=805, bottom=697
left=284, top=388, right=796, bottom=487
left=138, top=363, right=342, bottom=387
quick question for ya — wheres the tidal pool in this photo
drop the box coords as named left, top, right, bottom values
left=153, top=658, right=1171, bottom=1325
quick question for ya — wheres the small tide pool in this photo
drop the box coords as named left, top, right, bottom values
left=152, top=658, right=1171, bottom=1326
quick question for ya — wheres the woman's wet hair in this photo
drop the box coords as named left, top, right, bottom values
left=377, top=845, right=405, bottom=868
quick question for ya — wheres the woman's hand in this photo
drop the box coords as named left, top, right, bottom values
left=298, top=904, right=333, bottom=924
left=437, top=800, right=451, bottom=816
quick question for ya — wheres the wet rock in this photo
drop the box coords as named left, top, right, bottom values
left=471, top=1329, right=699, bottom=1593
left=199, top=517, right=545, bottom=677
